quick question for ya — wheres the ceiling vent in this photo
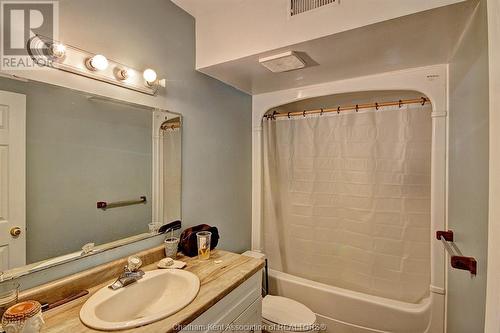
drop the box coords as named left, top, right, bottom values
left=290, top=0, right=336, bottom=16
left=259, top=51, right=306, bottom=73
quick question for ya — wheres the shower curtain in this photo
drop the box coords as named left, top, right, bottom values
left=262, top=103, right=432, bottom=303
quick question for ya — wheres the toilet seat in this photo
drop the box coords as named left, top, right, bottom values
left=262, top=295, right=317, bottom=332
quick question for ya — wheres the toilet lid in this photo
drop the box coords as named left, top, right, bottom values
left=262, top=295, right=316, bottom=331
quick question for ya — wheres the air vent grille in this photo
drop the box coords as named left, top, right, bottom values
left=290, top=0, right=336, bottom=16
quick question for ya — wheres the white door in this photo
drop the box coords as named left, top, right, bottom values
left=0, top=90, right=26, bottom=270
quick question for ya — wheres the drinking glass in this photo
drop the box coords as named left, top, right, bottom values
left=196, top=231, right=212, bottom=260
left=0, top=281, right=19, bottom=320
left=164, top=237, right=179, bottom=259
left=148, top=222, right=160, bottom=234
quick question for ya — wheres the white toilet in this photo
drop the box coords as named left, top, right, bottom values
left=262, top=295, right=318, bottom=333
left=242, top=251, right=318, bottom=333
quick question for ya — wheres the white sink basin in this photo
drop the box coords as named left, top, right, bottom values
left=80, top=269, right=200, bottom=331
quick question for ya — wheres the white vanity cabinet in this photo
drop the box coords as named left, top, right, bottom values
left=180, top=270, right=263, bottom=333
left=225, top=298, right=262, bottom=333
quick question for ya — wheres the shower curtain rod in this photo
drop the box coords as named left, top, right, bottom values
left=264, top=97, right=430, bottom=120
left=160, top=122, right=181, bottom=130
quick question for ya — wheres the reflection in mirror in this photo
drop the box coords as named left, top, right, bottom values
left=161, top=117, right=182, bottom=223
left=0, top=76, right=181, bottom=277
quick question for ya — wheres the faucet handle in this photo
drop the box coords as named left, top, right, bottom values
left=127, top=256, right=142, bottom=272
left=81, top=243, right=95, bottom=255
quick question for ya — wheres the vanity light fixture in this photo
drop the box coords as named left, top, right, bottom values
left=86, top=54, right=109, bottom=71
left=50, top=43, right=66, bottom=59
left=27, top=35, right=165, bottom=95
left=143, top=68, right=157, bottom=85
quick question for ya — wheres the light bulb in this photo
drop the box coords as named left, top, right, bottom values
left=143, top=68, right=157, bottom=84
left=87, top=54, right=108, bottom=71
left=116, top=68, right=131, bottom=80
left=50, top=43, right=66, bottom=58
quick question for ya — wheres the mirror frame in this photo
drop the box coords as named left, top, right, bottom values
left=0, top=75, right=182, bottom=282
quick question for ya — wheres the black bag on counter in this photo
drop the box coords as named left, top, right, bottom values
left=178, top=224, right=220, bottom=257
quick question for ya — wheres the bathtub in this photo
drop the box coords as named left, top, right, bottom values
left=267, top=269, right=445, bottom=333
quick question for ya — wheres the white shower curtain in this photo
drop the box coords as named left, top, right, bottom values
left=262, top=103, right=432, bottom=303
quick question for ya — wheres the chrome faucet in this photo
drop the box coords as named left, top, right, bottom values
left=108, top=256, right=145, bottom=290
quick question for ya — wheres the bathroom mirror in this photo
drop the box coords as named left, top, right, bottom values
left=0, top=75, right=181, bottom=278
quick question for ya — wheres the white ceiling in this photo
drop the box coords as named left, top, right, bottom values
left=186, top=1, right=476, bottom=95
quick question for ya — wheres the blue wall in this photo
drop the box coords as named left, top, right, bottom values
left=16, top=0, right=252, bottom=289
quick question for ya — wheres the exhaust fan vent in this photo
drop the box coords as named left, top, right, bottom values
left=259, top=51, right=306, bottom=73
left=291, top=0, right=336, bottom=16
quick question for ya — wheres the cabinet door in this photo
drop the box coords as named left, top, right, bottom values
left=180, top=271, right=262, bottom=333
left=228, top=298, right=262, bottom=333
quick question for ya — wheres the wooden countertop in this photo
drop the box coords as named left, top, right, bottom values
left=38, top=250, right=264, bottom=333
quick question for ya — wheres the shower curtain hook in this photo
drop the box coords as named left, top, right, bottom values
left=421, top=97, right=426, bottom=106
left=271, top=110, right=277, bottom=120
left=287, top=112, right=291, bottom=119
left=303, top=110, right=307, bottom=117
left=355, top=104, right=359, bottom=112
left=337, top=106, right=340, bottom=114
left=375, top=102, right=379, bottom=110
left=398, top=100, right=403, bottom=108
left=320, top=108, right=324, bottom=116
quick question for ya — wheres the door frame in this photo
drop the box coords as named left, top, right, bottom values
left=485, top=0, right=500, bottom=331
left=251, top=64, right=449, bottom=329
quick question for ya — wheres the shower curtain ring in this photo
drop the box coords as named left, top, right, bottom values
left=287, top=112, right=291, bottom=119
left=355, top=104, right=359, bottom=112
left=337, top=106, right=340, bottom=114
left=399, top=100, right=403, bottom=108
left=320, top=108, right=324, bottom=116
left=303, top=110, right=306, bottom=117
left=375, top=102, right=379, bottom=110
left=421, top=97, right=426, bottom=105
left=272, top=110, right=277, bottom=119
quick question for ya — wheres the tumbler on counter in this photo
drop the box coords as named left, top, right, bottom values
left=164, top=237, right=179, bottom=259
left=196, top=231, right=211, bottom=260
left=0, top=281, right=19, bottom=320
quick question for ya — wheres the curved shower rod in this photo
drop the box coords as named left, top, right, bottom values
left=265, top=97, right=430, bottom=120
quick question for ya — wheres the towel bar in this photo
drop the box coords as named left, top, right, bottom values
left=97, top=196, right=147, bottom=210
left=436, top=230, right=477, bottom=276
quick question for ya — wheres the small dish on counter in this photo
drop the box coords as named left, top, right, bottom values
left=157, top=258, right=187, bottom=269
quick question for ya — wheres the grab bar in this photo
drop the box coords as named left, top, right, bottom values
left=436, top=230, right=477, bottom=276
left=97, top=196, right=147, bottom=210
